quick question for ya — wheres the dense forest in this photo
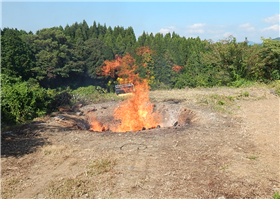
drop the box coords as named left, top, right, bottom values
left=1, top=20, right=280, bottom=126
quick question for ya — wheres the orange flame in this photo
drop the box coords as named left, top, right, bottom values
left=92, top=47, right=161, bottom=132
left=111, top=80, right=160, bottom=132
left=89, top=114, right=106, bottom=132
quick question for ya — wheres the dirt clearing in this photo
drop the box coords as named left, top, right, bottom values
left=1, top=87, right=279, bottom=198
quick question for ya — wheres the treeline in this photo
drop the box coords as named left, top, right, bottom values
left=1, top=20, right=208, bottom=89
left=1, top=19, right=280, bottom=125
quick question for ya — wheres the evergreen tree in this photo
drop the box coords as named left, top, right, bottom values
left=1, top=28, right=35, bottom=80
left=88, top=21, right=98, bottom=38
left=75, top=28, right=84, bottom=41
left=115, top=34, right=126, bottom=56
left=81, top=19, right=89, bottom=40
left=103, top=28, right=114, bottom=50
left=24, top=28, right=84, bottom=87
left=138, top=31, right=147, bottom=47
left=124, top=26, right=136, bottom=53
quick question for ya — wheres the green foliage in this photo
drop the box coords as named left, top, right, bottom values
left=229, top=79, right=254, bottom=88
left=269, top=80, right=280, bottom=96
left=200, top=36, right=280, bottom=84
left=239, top=90, right=250, bottom=97
left=1, top=74, right=54, bottom=125
left=72, top=85, right=100, bottom=96
left=175, top=54, right=218, bottom=88
left=23, top=27, right=84, bottom=84
left=273, top=191, right=280, bottom=199
left=1, top=28, right=35, bottom=81
left=71, top=85, right=119, bottom=104
left=82, top=38, right=113, bottom=79
left=256, top=37, right=280, bottom=81
left=200, top=36, right=248, bottom=83
left=2, top=23, right=280, bottom=127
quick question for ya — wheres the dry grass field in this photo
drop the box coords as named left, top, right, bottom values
left=1, top=86, right=279, bottom=199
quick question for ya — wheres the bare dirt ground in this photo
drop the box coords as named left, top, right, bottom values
left=1, top=87, right=279, bottom=199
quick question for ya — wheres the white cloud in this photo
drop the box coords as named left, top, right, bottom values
left=158, top=26, right=176, bottom=34
left=186, top=23, right=206, bottom=34
left=159, top=28, right=169, bottom=34
left=188, top=23, right=206, bottom=29
left=239, top=23, right=255, bottom=31
left=262, top=14, right=280, bottom=24
left=186, top=29, right=205, bottom=34
left=261, top=24, right=280, bottom=32
left=223, top=32, right=233, bottom=38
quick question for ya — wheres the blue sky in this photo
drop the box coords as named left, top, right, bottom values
left=1, top=1, right=279, bottom=43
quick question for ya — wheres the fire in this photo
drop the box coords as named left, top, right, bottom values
left=92, top=46, right=161, bottom=132
left=88, top=114, right=106, bottom=131
left=111, top=80, right=160, bottom=132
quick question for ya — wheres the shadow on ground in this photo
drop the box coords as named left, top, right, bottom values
left=1, top=121, right=72, bottom=157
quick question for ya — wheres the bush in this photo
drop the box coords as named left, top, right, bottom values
left=72, top=85, right=99, bottom=96
left=1, top=75, right=53, bottom=126
left=71, top=85, right=116, bottom=104
left=48, top=91, right=72, bottom=111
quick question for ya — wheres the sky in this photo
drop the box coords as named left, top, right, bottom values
left=1, top=1, right=279, bottom=43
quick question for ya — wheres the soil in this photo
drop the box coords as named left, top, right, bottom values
left=1, top=87, right=279, bottom=199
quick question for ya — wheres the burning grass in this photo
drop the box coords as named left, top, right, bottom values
left=91, top=47, right=162, bottom=132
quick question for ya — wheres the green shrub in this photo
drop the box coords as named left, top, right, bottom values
left=72, top=85, right=99, bottom=96
left=1, top=75, right=53, bottom=126
left=71, top=85, right=119, bottom=104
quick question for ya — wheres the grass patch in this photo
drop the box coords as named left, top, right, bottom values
left=273, top=191, right=280, bottom=199
left=44, top=150, right=52, bottom=155
left=86, top=159, right=116, bottom=176
left=47, top=157, right=117, bottom=198
left=197, top=93, right=236, bottom=114
left=269, top=80, right=280, bottom=96
left=237, top=90, right=250, bottom=99
left=197, top=90, right=253, bottom=114
left=221, top=166, right=227, bottom=171
left=1, top=178, right=21, bottom=199
left=71, top=85, right=122, bottom=105
left=48, top=178, right=92, bottom=199
left=246, top=155, right=258, bottom=160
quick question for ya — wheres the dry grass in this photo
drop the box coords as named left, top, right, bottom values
left=46, top=152, right=119, bottom=199
left=1, top=178, right=22, bottom=199
left=85, top=158, right=116, bottom=176
left=48, top=177, right=92, bottom=198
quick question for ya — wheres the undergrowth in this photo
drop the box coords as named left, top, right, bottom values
left=71, top=85, right=121, bottom=104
